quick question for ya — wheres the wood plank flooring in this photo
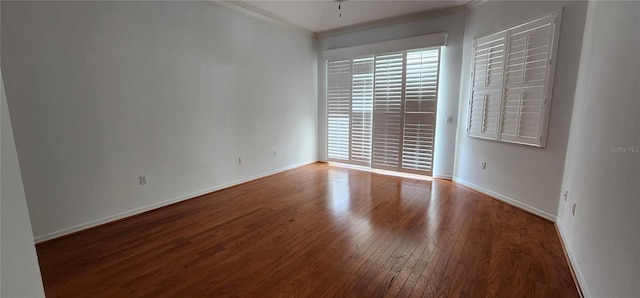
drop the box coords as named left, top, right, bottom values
left=36, top=163, right=579, bottom=297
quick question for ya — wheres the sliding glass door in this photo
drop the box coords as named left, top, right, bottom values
left=327, top=48, right=441, bottom=176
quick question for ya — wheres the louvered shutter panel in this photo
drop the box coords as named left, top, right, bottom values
left=402, top=49, right=440, bottom=174
left=350, top=57, right=374, bottom=165
left=467, top=10, right=561, bottom=147
left=501, top=14, right=556, bottom=146
left=468, top=32, right=507, bottom=140
left=372, top=53, right=404, bottom=169
left=327, top=59, right=352, bottom=160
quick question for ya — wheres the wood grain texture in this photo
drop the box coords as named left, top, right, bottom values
left=36, top=163, right=579, bottom=297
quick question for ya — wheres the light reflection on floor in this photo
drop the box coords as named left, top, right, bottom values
left=328, top=169, right=351, bottom=216
left=327, top=168, right=373, bottom=246
left=326, top=165, right=449, bottom=251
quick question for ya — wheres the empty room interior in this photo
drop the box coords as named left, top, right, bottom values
left=1, top=0, right=638, bottom=297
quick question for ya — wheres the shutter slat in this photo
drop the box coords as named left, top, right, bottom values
left=327, top=59, right=351, bottom=160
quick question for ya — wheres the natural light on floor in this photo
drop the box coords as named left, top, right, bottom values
left=328, top=162, right=433, bottom=181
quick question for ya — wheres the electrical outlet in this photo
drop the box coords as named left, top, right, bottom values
left=138, top=176, right=147, bottom=185
left=446, top=116, right=453, bottom=124
left=481, top=161, right=487, bottom=170
left=563, top=190, right=569, bottom=201
left=238, top=157, right=243, bottom=164
left=572, top=203, right=577, bottom=216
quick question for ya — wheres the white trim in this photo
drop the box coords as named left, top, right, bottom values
left=318, top=0, right=483, bottom=37
left=34, top=160, right=317, bottom=243
left=470, top=9, right=562, bottom=46
left=432, top=174, right=453, bottom=180
left=452, top=177, right=557, bottom=222
left=203, top=0, right=316, bottom=38
left=207, top=0, right=479, bottom=38
left=556, top=224, right=591, bottom=297
left=323, top=33, right=447, bottom=60
left=466, top=9, right=562, bottom=148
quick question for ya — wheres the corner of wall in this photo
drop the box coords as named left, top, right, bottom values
left=452, top=176, right=557, bottom=222
left=556, top=1, right=640, bottom=297
left=1, top=69, right=46, bottom=298
left=555, top=223, right=591, bottom=297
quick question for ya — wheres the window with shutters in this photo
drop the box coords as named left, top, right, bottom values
left=327, top=47, right=441, bottom=176
left=467, top=10, right=562, bottom=147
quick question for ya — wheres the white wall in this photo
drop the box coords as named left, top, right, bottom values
left=453, top=1, right=588, bottom=220
left=557, top=1, right=640, bottom=297
left=1, top=70, right=45, bottom=297
left=317, top=9, right=467, bottom=179
left=1, top=1, right=318, bottom=241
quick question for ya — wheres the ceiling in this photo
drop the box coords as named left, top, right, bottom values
left=223, top=0, right=473, bottom=33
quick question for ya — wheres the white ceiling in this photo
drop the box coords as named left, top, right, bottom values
left=224, top=0, right=472, bottom=33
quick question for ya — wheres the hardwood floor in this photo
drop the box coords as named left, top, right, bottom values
left=36, top=163, right=579, bottom=297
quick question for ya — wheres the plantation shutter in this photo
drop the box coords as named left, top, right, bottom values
left=325, top=33, right=447, bottom=175
left=327, top=59, right=352, bottom=160
left=467, top=10, right=561, bottom=147
left=372, top=53, right=404, bottom=169
left=500, top=14, right=556, bottom=146
left=402, top=49, right=440, bottom=174
left=468, top=31, right=507, bottom=140
left=350, top=57, right=374, bottom=165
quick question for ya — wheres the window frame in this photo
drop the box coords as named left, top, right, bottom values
left=466, top=9, right=563, bottom=148
left=325, top=45, right=442, bottom=176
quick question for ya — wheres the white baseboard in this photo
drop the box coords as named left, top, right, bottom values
left=556, top=224, right=591, bottom=298
left=34, top=160, right=317, bottom=243
left=452, top=177, right=557, bottom=222
left=433, top=174, right=453, bottom=180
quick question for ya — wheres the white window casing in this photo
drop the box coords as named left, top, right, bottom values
left=323, top=33, right=447, bottom=61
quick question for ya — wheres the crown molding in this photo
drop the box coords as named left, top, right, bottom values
left=317, top=0, right=487, bottom=38
left=202, top=0, right=318, bottom=38
left=203, top=0, right=490, bottom=40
